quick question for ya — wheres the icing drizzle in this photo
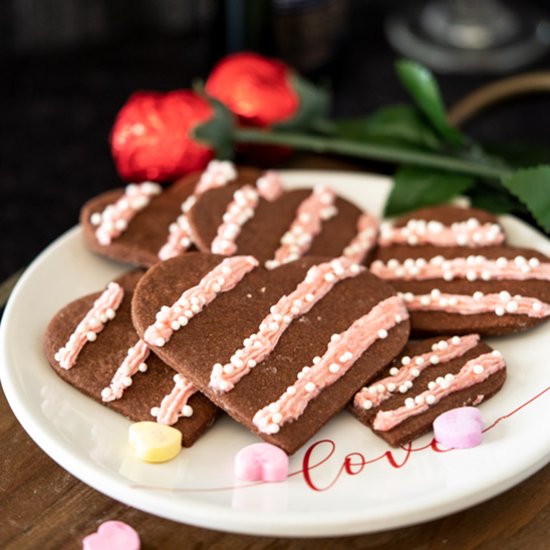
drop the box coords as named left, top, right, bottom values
left=342, top=213, right=379, bottom=264
left=379, top=217, right=504, bottom=247
left=373, top=350, right=505, bottom=431
left=144, top=256, right=258, bottom=347
left=211, top=185, right=259, bottom=255
left=256, top=171, right=283, bottom=201
left=91, top=182, right=162, bottom=245
left=371, top=254, right=550, bottom=282
left=265, top=185, right=337, bottom=269
left=253, top=295, right=409, bottom=434
left=151, top=373, right=198, bottom=425
left=101, top=339, right=150, bottom=402
left=354, top=334, right=480, bottom=411
left=399, top=290, right=550, bottom=318
left=209, top=257, right=364, bottom=393
left=55, top=282, right=124, bottom=370
left=194, top=160, right=237, bottom=195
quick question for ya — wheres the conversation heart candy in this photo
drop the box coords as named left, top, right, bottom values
left=433, top=406, right=483, bottom=449
left=235, top=443, right=289, bottom=482
left=129, top=421, right=182, bottom=463
left=82, top=520, right=140, bottom=550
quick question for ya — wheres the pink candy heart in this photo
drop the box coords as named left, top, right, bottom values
left=433, top=406, right=483, bottom=449
left=82, top=520, right=140, bottom=550
left=235, top=443, right=289, bottom=482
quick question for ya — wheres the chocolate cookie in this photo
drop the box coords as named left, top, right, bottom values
left=350, top=334, right=506, bottom=447
left=187, top=182, right=378, bottom=267
left=131, top=252, right=410, bottom=454
left=81, top=161, right=261, bottom=267
left=370, top=245, right=550, bottom=336
left=44, top=273, right=218, bottom=447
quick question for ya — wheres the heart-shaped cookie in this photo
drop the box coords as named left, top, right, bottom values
left=81, top=161, right=261, bottom=267
left=131, top=253, right=410, bottom=454
left=371, top=244, right=550, bottom=335
left=351, top=334, right=506, bottom=447
left=187, top=182, right=378, bottom=267
left=44, top=271, right=218, bottom=447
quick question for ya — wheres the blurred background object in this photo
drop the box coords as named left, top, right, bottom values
left=387, top=0, right=550, bottom=73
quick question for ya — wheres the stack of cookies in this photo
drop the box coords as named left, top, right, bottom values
left=44, top=161, right=550, bottom=453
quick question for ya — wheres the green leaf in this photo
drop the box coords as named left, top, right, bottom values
left=396, top=60, right=464, bottom=147
left=334, top=105, right=441, bottom=150
left=467, top=184, right=519, bottom=214
left=483, top=141, right=550, bottom=168
left=192, top=95, right=236, bottom=160
left=501, top=166, right=550, bottom=231
left=274, top=73, right=330, bottom=132
left=385, top=166, right=475, bottom=216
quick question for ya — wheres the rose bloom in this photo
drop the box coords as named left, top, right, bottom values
left=111, top=90, right=214, bottom=182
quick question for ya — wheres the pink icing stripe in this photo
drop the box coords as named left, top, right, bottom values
left=144, top=256, right=258, bottom=348
left=256, top=171, right=283, bottom=201
left=55, top=283, right=125, bottom=370
left=353, top=334, right=480, bottom=411
left=158, top=197, right=196, bottom=261
left=157, top=160, right=237, bottom=260
left=342, top=213, right=379, bottom=264
left=211, top=185, right=259, bottom=255
left=100, top=339, right=150, bottom=402
left=151, top=374, right=198, bottom=425
left=253, top=296, right=409, bottom=434
left=373, top=350, right=505, bottom=431
left=194, top=160, right=237, bottom=195
left=371, top=254, right=550, bottom=282
left=91, top=182, right=162, bottom=245
left=265, top=185, right=338, bottom=270
left=399, top=290, right=550, bottom=318
left=378, top=218, right=505, bottom=247
left=209, top=258, right=365, bottom=393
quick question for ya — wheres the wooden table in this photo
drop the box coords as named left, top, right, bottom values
left=1, top=156, right=549, bottom=549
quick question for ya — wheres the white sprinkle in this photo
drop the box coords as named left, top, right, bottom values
left=182, top=405, right=193, bottom=417
left=329, top=363, right=340, bottom=374
left=362, top=400, right=373, bottom=410
left=415, top=356, right=425, bottom=366
left=426, top=394, right=436, bottom=405
left=430, top=355, right=440, bottom=365
left=86, top=332, right=97, bottom=342
left=405, top=398, right=415, bottom=409
left=451, top=336, right=461, bottom=345
left=411, top=367, right=421, bottom=377
left=390, top=367, right=399, bottom=376
left=305, top=382, right=316, bottom=392
left=378, top=329, right=388, bottom=339
left=495, top=306, right=505, bottom=317
left=473, top=364, right=484, bottom=375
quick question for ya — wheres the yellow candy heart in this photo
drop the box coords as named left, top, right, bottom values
left=128, top=421, right=182, bottom=463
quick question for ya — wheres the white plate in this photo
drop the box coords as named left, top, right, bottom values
left=2, top=171, right=550, bottom=537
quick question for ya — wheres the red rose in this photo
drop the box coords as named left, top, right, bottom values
left=205, top=52, right=300, bottom=127
left=110, top=90, right=214, bottom=182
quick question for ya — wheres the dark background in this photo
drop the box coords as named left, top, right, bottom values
left=2, top=0, right=550, bottom=284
